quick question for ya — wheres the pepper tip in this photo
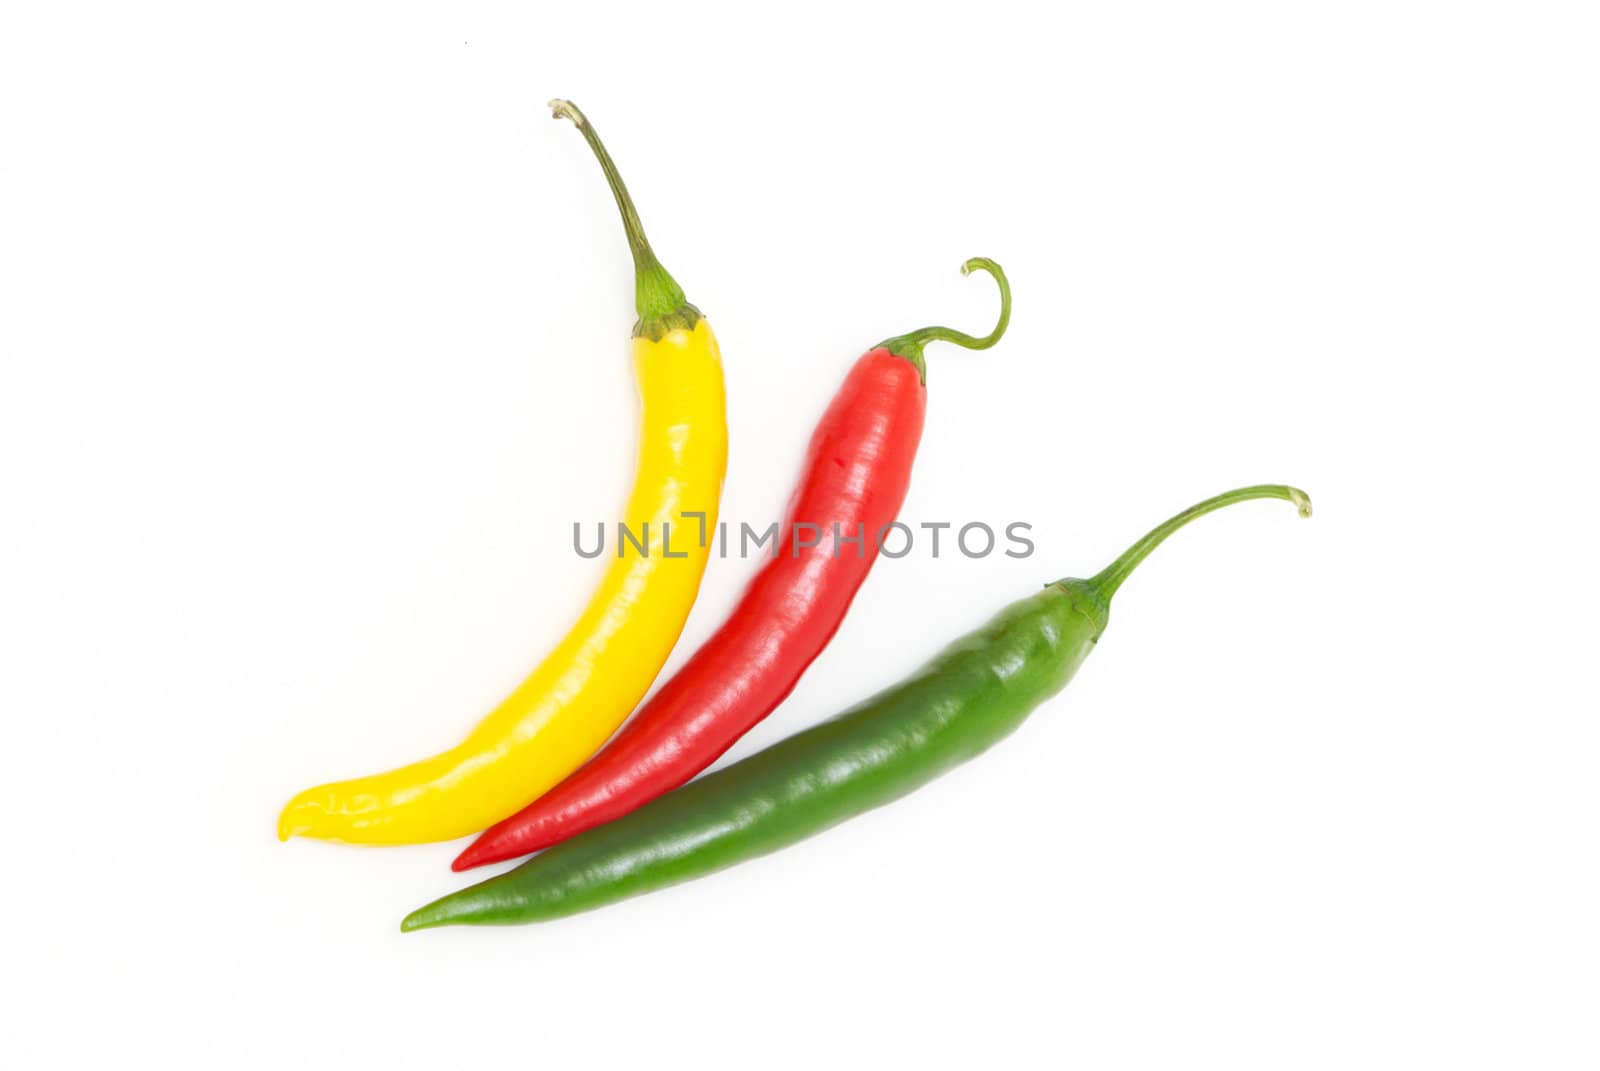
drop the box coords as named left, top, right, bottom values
left=277, top=793, right=324, bottom=842
left=400, top=901, right=451, bottom=933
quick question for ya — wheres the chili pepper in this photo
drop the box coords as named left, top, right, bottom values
left=402, top=484, right=1311, bottom=928
left=278, top=100, right=728, bottom=845
left=452, top=258, right=1012, bottom=871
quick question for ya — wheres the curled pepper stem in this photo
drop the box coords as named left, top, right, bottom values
left=878, top=257, right=1012, bottom=381
left=1085, top=485, right=1313, bottom=602
left=550, top=98, right=698, bottom=337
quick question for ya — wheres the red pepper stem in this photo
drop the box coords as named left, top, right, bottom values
left=550, top=99, right=699, bottom=339
left=1084, top=485, right=1313, bottom=603
left=877, top=257, right=1012, bottom=381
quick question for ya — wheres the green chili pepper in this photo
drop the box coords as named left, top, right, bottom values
left=402, top=484, right=1311, bottom=931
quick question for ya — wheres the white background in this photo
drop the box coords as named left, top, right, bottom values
left=3, top=2, right=1596, bottom=1067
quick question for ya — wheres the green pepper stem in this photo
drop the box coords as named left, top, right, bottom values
left=1085, top=485, right=1312, bottom=602
left=550, top=99, right=697, bottom=337
left=877, top=258, right=1012, bottom=381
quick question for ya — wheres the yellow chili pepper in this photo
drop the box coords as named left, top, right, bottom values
left=278, top=100, right=728, bottom=845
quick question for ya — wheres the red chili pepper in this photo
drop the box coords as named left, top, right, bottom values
left=452, top=258, right=1012, bottom=871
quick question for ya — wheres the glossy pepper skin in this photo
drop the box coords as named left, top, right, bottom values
left=403, top=485, right=1311, bottom=929
left=453, top=259, right=1013, bottom=871
left=278, top=101, right=727, bottom=845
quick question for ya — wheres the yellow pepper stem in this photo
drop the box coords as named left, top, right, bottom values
left=550, top=98, right=700, bottom=339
